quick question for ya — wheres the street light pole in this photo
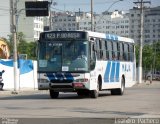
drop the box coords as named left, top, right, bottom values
left=133, top=0, right=150, bottom=84
left=91, top=0, right=93, bottom=31
left=94, top=0, right=123, bottom=31
left=139, top=0, right=144, bottom=84
left=10, top=0, right=18, bottom=93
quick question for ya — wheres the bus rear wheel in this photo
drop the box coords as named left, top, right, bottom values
left=49, top=90, right=59, bottom=98
left=111, top=78, right=125, bottom=95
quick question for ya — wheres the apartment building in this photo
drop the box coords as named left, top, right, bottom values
left=51, top=6, right=160, bottom=45
left=129, top=6, right=160, bottom=44
left=52, top=10, right=129, bottom=38
left=52, top=12, right=80, bottom=31
left=0, top=0, right=10, bottom=38
left=17, top=0, right=44, bottom=41
left=94, top=10, right=129, bottom=37
left=78, top=13, right=93, bottom=31
left=0, top=0, right=44, bottom=41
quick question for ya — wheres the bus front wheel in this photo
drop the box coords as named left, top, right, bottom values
left=90, top=81, right=99, bottom=98
left=49, top=90, right=59, bottom=98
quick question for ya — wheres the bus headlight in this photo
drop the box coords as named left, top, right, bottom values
left=38, top=79, right=50, bottom=83
left=74, top=78, right=89, bottom=83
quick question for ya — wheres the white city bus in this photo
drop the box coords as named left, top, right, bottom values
left=37, top=30, right=136, bottom=98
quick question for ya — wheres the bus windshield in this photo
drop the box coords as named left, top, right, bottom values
left=38, top=40, right=89, bottom=72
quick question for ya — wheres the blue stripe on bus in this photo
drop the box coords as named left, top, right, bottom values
left=104, top=61, right=111, bottom=82
left=110, top=62, right=116, bottom=82
left=106, top=34, right=118, bottom=41
left=106, top=34, right=110, bottom=40
left=64, top=73, right=74, bottom=81
left=115, top=62, right=120, bottom=82
left=55, top=73, right=64, bottom=79
left=46, top=73, right=56, bottom=80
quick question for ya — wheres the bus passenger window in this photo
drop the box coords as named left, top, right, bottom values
left=90, top=43, right=96, bottom=70
left=119, top=42, right=124, bottom=61
left=112, top=42, right=118, bottom=60
left=117, top=43, right=120, bottom=60
left=124, top=43, right=129, bottom=61
left=107, top=41, right=112, bottom=60
left=106, top=51, right=109, bottom=60
left=100, top=50, right=103, bottom=60
left=112, top=52, right=116, bottom=60
left=128, top=44, right=134, bottom=61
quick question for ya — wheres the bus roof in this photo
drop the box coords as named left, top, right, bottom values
left=86, top=31, right=134, bottom=43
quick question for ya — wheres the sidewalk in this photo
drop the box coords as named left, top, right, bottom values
left=0, top=88, right=40, bottom=96
left=132, top=80, right=160, bottom=88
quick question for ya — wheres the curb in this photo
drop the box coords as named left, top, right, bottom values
left=0, top=89, right=39, bottom=95
left=132, top=80, right=160, bottom=88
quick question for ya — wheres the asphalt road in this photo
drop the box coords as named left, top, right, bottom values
left=0, top=82, right=160, bottom=124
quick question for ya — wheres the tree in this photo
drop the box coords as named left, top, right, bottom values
left=152, top=41, right=160, bottom=71
left=142, top=44, right=153, bottom=72
left=7, top=32, right=37, bottom=60
left=136, top=40, right=160, bottom=73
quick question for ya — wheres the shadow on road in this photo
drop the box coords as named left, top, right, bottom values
left=0, top=91, right=111, bottom=100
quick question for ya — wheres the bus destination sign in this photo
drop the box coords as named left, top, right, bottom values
left=44, top=32, right=86, bottom=40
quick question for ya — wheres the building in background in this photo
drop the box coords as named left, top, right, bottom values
left=79, top=12, right=94, bottom=31
left=129, top=6, right=160, bottom=44
left=0, top=0, right=10, bottom=38
left=0, top=0, right=44, bottom=41
left=52, top=11, right=80, bottom=31
left=52, top=10, right=129, bottom=38
left=93, top=10, right=129, bottom=37
left=17, top=0, right=44, bottom=41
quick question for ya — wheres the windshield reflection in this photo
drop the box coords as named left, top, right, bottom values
left=38, top=40, right=89, bottom=72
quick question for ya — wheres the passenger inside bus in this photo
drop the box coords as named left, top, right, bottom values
left=50, top=50, right=61, bottom=62
left=77, top=50, right=87, bottom=61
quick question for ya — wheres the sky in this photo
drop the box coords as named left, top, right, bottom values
left=52, top=0, right=160, bottom=13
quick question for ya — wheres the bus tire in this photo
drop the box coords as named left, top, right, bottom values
left=49, top=90, right=59, bottom=98
left=111, top=77, right=125, bottom=95
left=90, top=81, right=99, bottom=98
left=77, top=90, right=89, bottom=96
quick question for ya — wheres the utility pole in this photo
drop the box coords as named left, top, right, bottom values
left=49, top=0, right=53, bottom=30
left=91, top=0, right=93, bottom=31
left=10, top=0, right=18, bottom=93
left=133, top=0, right=150, bottom=84
left=49, top=0, right=57, bottom=30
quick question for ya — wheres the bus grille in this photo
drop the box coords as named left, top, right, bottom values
left=50, top=79, right=73, bottom=83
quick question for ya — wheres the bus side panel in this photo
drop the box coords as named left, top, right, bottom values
left=89, top=71, right=97, bottom=90
left=121, top=62, right=136, bottom=87
left=102, top=61, right=121, bottom=89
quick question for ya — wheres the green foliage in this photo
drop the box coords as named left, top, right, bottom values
left=142, top=44, right=153, bottom=72
left=136, top=41, right=160, bottom=71
left=7, top=32, right=37, bottom=60
left=153, top=41, right=160, bottom=70
left=4, top=35, right=14, bottom=54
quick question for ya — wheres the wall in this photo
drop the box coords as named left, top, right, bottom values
left=0, top=59, right=37, bottom=90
